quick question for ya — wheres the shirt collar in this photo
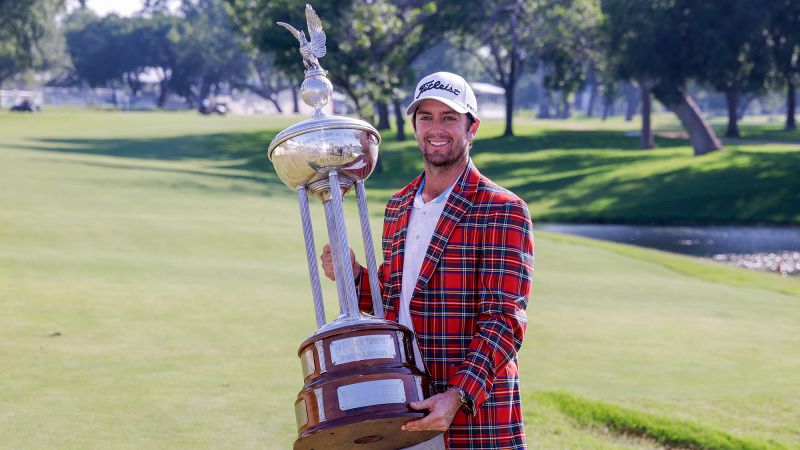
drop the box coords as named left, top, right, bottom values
left=414, top=177, right=456, bottom=206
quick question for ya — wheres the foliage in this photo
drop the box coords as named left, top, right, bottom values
left=466, top=0, right=602, bottom=135
left=538, top=0, right=603, bottom=98
left=65, top=0, right=253, bottom=108
left=227, top=0, right=473, bottom=123
left=766, top=0, right=800, bottom=130
left=0, top=0, right=66, bottom=86
left=601, top=0, right=725, bottom=154
left=168, top=0, right=253, bottom=103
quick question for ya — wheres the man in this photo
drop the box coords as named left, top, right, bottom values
left=322, top=72, right=534, bottom=449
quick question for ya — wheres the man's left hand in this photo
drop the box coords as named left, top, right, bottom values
left=401, top=388, right=464, bottom=432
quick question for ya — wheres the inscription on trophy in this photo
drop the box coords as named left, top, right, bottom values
left=337, top=379, right=407, bottom=411
left=330, top=334, right=396, bottom=365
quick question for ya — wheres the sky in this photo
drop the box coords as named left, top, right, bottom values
left=85, top=0, right=143, bottom=16
left=83, top=0, right=180, bottom=17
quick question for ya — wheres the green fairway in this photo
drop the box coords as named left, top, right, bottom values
left=1, top=110, right=798, bottom=449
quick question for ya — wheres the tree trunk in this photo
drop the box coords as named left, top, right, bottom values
left=376, top=100, right=391, bottom=131
left=157, top=79, right=169, bottom=108
left=640, top=85, right=654, bottom=149
left=787, top=81, right=797, bottom=131
left=503, top=83, right=515, bottom=137
left=724, top=88, right=740, bottom=138
left=393, top=97, right=406, bottom=142
left=559, top=96, right=571, bottom=118
left=625, top=83, right=639, bottom=121
left=737, top=94, right=754, bottom=120
left=668, top=92, right=724, bottom=155
left=538, top=92, right=551, bottom=118
left=586, top=73, right=598, bottom=117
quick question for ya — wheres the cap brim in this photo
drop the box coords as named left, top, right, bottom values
left=406, top=96, right=470, bottom=116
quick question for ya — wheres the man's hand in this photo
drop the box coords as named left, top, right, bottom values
left=320, top=244, right=358, bottom=281
left=401, top=388, right=464, bottom=432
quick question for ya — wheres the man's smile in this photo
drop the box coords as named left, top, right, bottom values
left=428, top=140, right=451, bottom=147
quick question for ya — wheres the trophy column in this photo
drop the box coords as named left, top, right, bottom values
left=267, top=5, right=441, bottom=449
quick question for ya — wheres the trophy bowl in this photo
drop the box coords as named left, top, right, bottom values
left=268, top=111, right=380, bottom=198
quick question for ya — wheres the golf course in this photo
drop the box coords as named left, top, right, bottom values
left=1, top=109, right=798, bottom=449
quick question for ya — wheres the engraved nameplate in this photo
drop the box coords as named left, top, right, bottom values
left=295, top=399, right=308, bottom=430
left=329, top=334, right=396, bottom=365
left=301, top=348, right=316, bottom=378
left=337, top=379, right=406, bottom=411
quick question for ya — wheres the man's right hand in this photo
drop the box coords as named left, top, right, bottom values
left=321, top=244, right=358, bottom=281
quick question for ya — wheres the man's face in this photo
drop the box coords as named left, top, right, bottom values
left=413, top=99, right=480, bottom=169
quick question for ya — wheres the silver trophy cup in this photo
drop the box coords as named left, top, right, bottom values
left=268, top=5, right=439, bottom=449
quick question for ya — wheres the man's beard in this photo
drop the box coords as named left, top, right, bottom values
left=421, top=139, right=469, bottom=169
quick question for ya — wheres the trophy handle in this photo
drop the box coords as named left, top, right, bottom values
left=355, top=180, right=385, bottom=319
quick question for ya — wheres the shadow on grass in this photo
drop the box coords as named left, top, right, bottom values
left=475, top=129, right=688, bottom=154
left=18, top=130, right=286, bottom=189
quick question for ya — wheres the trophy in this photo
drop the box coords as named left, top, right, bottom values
left=268, top=5, right=440, bottom=449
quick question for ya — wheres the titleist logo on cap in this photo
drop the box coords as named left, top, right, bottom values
left=416, top=80, right=460, bottom=99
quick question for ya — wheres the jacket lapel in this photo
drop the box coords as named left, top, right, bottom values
left=412, top=162, right=480, bottom=296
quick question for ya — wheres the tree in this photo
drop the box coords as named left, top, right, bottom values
left=227, top=0, right=471, bottom=141
left=233, top=52, right=293, bottom=113
left=767, top=0, right=800, bottom=131
left=66, top=14, right=140, bottom=87
left=471, top=0, right=536, bottom=137
left=692, top=1, right=770, bottom=138
left=66, top=1, right=270, bottom=109
left=538, top=0, right=603, bottom=119
left=168, top=0, right=252, bottom=106
left=603, top=0, right=724, bottom=155
left=0, top=0, right=66, bottom=87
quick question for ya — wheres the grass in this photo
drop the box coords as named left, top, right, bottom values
left=1, top=109, right=799, bottom=449
left=535, top=391, right=784, bottom=450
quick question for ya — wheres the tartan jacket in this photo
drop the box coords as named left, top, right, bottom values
left=357, top=161, right=534, bottom=449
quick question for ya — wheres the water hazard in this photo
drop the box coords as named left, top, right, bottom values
left=538, top=224, right=800, bottom=277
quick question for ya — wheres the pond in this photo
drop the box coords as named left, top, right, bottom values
left=537, top=223, right=800, bottom=277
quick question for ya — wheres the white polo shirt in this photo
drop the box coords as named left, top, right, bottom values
left=399, top=178, right=456, bottom=372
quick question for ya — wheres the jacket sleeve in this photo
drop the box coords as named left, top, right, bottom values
left=447, top=199, right=534, bottom=412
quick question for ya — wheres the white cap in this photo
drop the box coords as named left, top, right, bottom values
left=406, top=72, right=478, bottom=118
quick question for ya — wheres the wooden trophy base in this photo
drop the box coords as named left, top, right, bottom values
left=294, top=412, right=441, bottom=450
left=293, top=319, right=440, bottom=450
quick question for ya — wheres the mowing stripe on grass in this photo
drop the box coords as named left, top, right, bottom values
left=537, top=231, right=800, bottom=298
left=534, top=391, right=786, bottom=450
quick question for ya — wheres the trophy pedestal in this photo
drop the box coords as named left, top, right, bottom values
left=293, top=319, right=441, bottom=450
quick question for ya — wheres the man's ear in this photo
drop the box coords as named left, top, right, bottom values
left=469, top=117, right=481, bottom=138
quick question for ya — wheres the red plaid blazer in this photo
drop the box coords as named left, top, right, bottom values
left=357, top=162, right=534, bottom=449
